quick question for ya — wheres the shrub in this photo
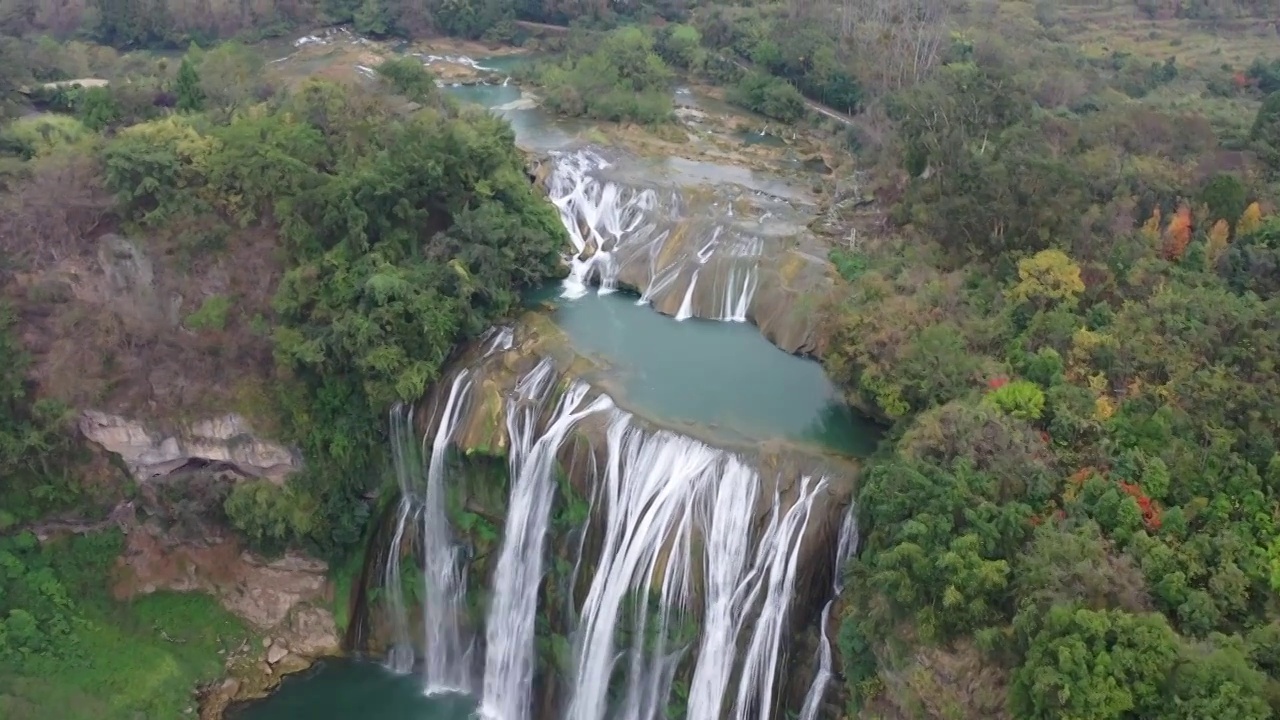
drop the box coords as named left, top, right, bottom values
left=984, top=379, right=1047, bottom=421
left=537, top=27, right=674, bottom=124
left=376, top=57, right=439, bottom=104
left=223, top=480, right=318, bottom=554
left=185, top=295, right=232, bottom=332
left=728, top=71, right=806, bottom=123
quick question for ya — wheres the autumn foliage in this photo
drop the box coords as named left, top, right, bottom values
left=1206, top=219, right=1230, bottom=265
left=1162, top=203, right=1192, bottom=260
left=1140, top=206, right=1162, bottom=244
left=1238, top=201, right=1263, bottom=236
left=1119, top=482, right=1162, bottom=531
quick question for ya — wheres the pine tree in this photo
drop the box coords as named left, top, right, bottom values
left=175, top=55, right=204, bottom=113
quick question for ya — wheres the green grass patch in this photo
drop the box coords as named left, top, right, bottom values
left=0, top=531, right=253, bottom=720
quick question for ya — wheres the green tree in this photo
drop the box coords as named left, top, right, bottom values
left=1007, top=249, right=1086, bottom=309
left=1252, top=91, right=1280, bottom=173
left=984, top=380, right=1046, bottom=421
left=175, top=55, right=205, bottom=113
left=197, top=42, right=266, bottom=112
left=1200, top=173, right=1249, bottom=226
left=1012, top=606, right=1179, bottom=719
left=75, top=87, right=123, bottom=131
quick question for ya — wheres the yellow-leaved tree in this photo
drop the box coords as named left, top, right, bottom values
left=1007, top=249, right=1086, bottom=309
left=1238, top=201, right=1263, bottom=237
left=1140, top=206, right=1162, bottom=245
left=1206, top=219, right=1230, bottom=266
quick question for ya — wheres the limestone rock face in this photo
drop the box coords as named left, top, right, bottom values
left=114, top=529, right=335, bottom=634
left=221, top=554, right=331, bottom=629
left=279, top=606, right=342, bottom=658
left=96, top=233, right=179, bottom=327
left=79, top=410, right=298, bottom=482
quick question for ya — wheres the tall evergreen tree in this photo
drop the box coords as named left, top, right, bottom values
left=175, top=55, right=204, bottom=112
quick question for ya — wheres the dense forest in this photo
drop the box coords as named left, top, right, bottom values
left=2, top=0, right=1280, bottom=717
left=813, top=4, right=1280, bottom=719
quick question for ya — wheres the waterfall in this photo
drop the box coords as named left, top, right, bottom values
left=381, top=370, right=477, bottom=689
left=717, top=236, right=763, bottom=323
left=563, top=412, right=832, bottom=720
left=731, top=475, right=825, bottom=720
left=683, top=449, right=761, bottom=720
left=385, top=346, right=840, bottom=720
left=798, top=503, right=860, bottom=720
left=482, top=325, right=515, bottom=356
left=675, top=270, right=699, bottom=321
left=638, top=229, right=678, bottom=306
left=480, top=369, right=615, bottom=720
left=383, top=404, right=419, bottom=674
left=548, top=150, right=655, bottom=299
left=566, top=414, right=730, bottom=720
left=547, top=150, right=774, bottom=324
left=422, top=369, right=478, bottom=693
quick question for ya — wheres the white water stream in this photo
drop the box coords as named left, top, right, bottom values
left=480, top=367, right=615, bottom=720
left=548, top=150, right=766, bottom=323
left=799, top=504, right=861, bottom=720
left=382, top=368, right=477, bottom=692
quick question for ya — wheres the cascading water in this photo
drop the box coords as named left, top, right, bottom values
left=383, top=404, right=420, bottom=675
left=386, top=341, right=846, bottom=720
left=548, top=150, right=767, bottom=323
left=421, top=369, right=478, bottom=693
left=480, top=367, right=615, bottom=720
left=381, top=370, right=478, bottom=692
left=549, top=149, right=656, bottom=298
left=713, top=235, right=764, bottom=323
left=675, top=270, right=699, bottom=321
left=798, top=504, right=860, bottom=720
left=731, top=475, right=825, bottom=720
left=562, top=411, right=832, bottom=720
left=566, top=414, right=729, bottom=720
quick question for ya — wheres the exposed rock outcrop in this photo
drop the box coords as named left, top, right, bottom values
left=79, top=410, right=298, bottom=483
left=113, top=526, right=337, bottom=641
left=112, top=524, right=342, bottom=718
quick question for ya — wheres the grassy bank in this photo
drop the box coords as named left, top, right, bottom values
left=0, top=531, right=254, bottom=719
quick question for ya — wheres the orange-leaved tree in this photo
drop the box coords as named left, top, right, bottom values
left=1162, top=203, right=1192, bottom=260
